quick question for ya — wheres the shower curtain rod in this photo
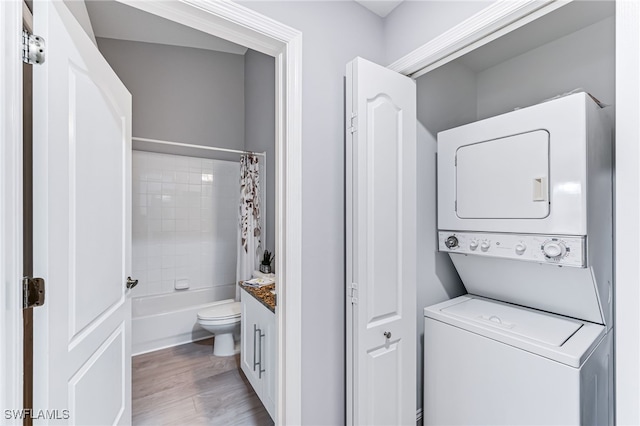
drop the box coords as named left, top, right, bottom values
left=132, top=136, right=267, bottom=157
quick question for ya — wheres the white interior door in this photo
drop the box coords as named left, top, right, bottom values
left=346, top=57, right=417, bottom=426
left=32, top=1, right=132, bottom=424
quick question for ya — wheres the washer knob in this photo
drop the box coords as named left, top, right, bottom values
left=542, top=241, right=567, bottom=260
left=480, top=240, right=490, bottom=252
left=515, top=242, right=527, bottom=255
left=445, top=236, right=459, bottom=249
left=469, top=239, right=479, bottom=251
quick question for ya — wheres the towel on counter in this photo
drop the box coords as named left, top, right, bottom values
left=244, top=277, right=275, bottom=287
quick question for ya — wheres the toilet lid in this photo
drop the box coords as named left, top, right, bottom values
left=198, top=301, right=241, bottom=320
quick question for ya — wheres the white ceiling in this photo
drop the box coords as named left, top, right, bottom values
left=354, top=0, right=404, bottom=18
left=85, top=1, right=247, bottom=55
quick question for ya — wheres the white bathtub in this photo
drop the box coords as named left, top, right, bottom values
left=132, top=285, right=235, bottom=355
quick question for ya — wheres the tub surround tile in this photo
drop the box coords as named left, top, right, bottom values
left=131, top=151, right=240, bottom=298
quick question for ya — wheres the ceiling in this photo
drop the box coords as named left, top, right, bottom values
left=85, top=0, right=406, bottom=54
left=85, top=1, right=247, bottom=55
left=354, top=0, right=404, bottom=18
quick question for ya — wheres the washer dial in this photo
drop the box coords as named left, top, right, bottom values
left=542, top=240, right=567, bottom=260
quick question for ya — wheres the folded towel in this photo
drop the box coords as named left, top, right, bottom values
left=244, top=277, right=275, bottom=287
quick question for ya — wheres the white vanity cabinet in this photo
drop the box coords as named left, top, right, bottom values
left=240, top=288, right=275, bottom=419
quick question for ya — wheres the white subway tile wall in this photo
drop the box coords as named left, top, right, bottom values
left=132, top=151, right=240, bottom=297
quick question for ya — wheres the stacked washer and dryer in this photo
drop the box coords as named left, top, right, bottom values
left=426, top=92, right=613, bottom=425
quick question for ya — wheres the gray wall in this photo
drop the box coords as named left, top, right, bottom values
left=244, top=49, right=276, bottom=257
left=414, top=60, right=478, bottom=409
left=239, top=2, right=385, bottom=424
left=383, top=0, right=492, bottom=64
left=96, top=38, right=245, bottom=153
left=476, top=17, right=615, bottom=120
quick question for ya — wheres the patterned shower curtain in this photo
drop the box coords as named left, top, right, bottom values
left=236, top=153, right=262, bottom=299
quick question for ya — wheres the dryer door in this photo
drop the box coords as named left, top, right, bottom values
left=456, top=130, right=549, bottom=219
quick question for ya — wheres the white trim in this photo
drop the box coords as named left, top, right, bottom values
left=113, top=2, right=303, bottom=424
left=388, top=0, right=564, bottom=78
left=615, top=1, right=640, bottom=423
left=132, top=136, right=267, bottom=157
left=0, top=0, right=24, bottom=416
left=388, top=0, right=635, bottom=422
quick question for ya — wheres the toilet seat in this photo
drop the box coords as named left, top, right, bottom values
left=198, top=300, right=241, bottom=322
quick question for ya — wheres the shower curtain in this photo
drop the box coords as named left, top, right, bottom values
left=236, top=153, right=262, bottom=299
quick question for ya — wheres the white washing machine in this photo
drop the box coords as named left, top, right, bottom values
left=428, top=92, right=613, bottom=425
left=424, top=295, right=612, bottom=426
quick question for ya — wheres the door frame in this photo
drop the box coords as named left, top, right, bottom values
left=0, top=0, right=25, bottom=418
left=387, top=0, right=639, bottom=422
left=0, top=1, right=303, bottom=424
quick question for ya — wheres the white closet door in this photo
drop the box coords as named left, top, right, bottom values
left=32, top=1, right=132, bottom=424
left=346, top=57, right=417, bottom=426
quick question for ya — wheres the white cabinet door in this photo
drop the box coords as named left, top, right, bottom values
left=32, top=1, right=132, bottom=424
left=241, top=291, right=261, bottom=392
left=240, top=289, right=275, bottom=420
left=261, top=304, right=276, bottom=418
left=346, top=57, right=417, bottom=426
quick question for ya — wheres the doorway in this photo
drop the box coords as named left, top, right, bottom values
left=1, top=1, right=302, bottom=424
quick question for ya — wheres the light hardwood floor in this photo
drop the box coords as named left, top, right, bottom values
left=132, top=338, right=274, bottom=426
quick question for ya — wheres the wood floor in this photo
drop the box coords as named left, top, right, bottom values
left=132, top=338, right=274, bottom=426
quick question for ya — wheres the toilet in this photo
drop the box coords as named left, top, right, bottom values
left=196, top=299, right=241, bottom=356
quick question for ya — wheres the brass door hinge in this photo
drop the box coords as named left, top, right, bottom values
left=23, top=277, right=45, bottom=309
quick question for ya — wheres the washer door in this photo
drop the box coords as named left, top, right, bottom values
left=441, top=296, right=580, bottom=346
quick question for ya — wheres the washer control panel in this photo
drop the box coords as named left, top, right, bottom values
left=438, top=231, right=586, bottom=267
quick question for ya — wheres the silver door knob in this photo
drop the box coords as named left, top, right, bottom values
left=384, top=331, right=391, bottom=339
left=126, top=277, right=138, bottom=289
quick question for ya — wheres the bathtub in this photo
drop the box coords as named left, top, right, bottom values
left=132, top=285, right=235, bottom=355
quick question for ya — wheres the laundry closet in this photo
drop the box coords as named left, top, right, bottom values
left=419, top=2, right=615, bottom=423
left=346, top=1, right=615, bottom=424
left=416, top=2, right=615, bottom=424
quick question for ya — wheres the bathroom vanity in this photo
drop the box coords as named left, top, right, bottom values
left=240, top=285, right=276, bottom=419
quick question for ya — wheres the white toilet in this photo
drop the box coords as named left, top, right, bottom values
left=196, top=299, right=241, bottom=357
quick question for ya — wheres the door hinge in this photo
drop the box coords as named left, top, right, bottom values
left=23, top=277, right=45, bottom=309
left=22, top=29, right=45, bottom=65
left=348, top=112, right=357, bottom=134
left=349, top=282, right=358, bottom=304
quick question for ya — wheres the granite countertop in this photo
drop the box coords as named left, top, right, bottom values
left=239, top=282, right=276, bottom=313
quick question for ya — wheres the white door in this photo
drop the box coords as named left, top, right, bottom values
left=346, top=57, right=417, bottom=426
left=32, top=1, right=132, bottom=424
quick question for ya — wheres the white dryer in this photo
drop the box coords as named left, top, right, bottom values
left=427, top=92, right=613, bottom=425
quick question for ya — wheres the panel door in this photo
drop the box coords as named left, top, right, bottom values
left=32, top=2, right=132, bottom=424
left=346, top=57, right=417, bottom=426
left=456, top=130, right=550, bottom=219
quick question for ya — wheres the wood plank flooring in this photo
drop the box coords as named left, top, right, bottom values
left=132, top=338, right=274, bottom=426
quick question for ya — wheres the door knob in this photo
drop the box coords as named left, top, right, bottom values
left=126, top=277, right=138, bottom=289
left=384, top=331, right=391, bottom=339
